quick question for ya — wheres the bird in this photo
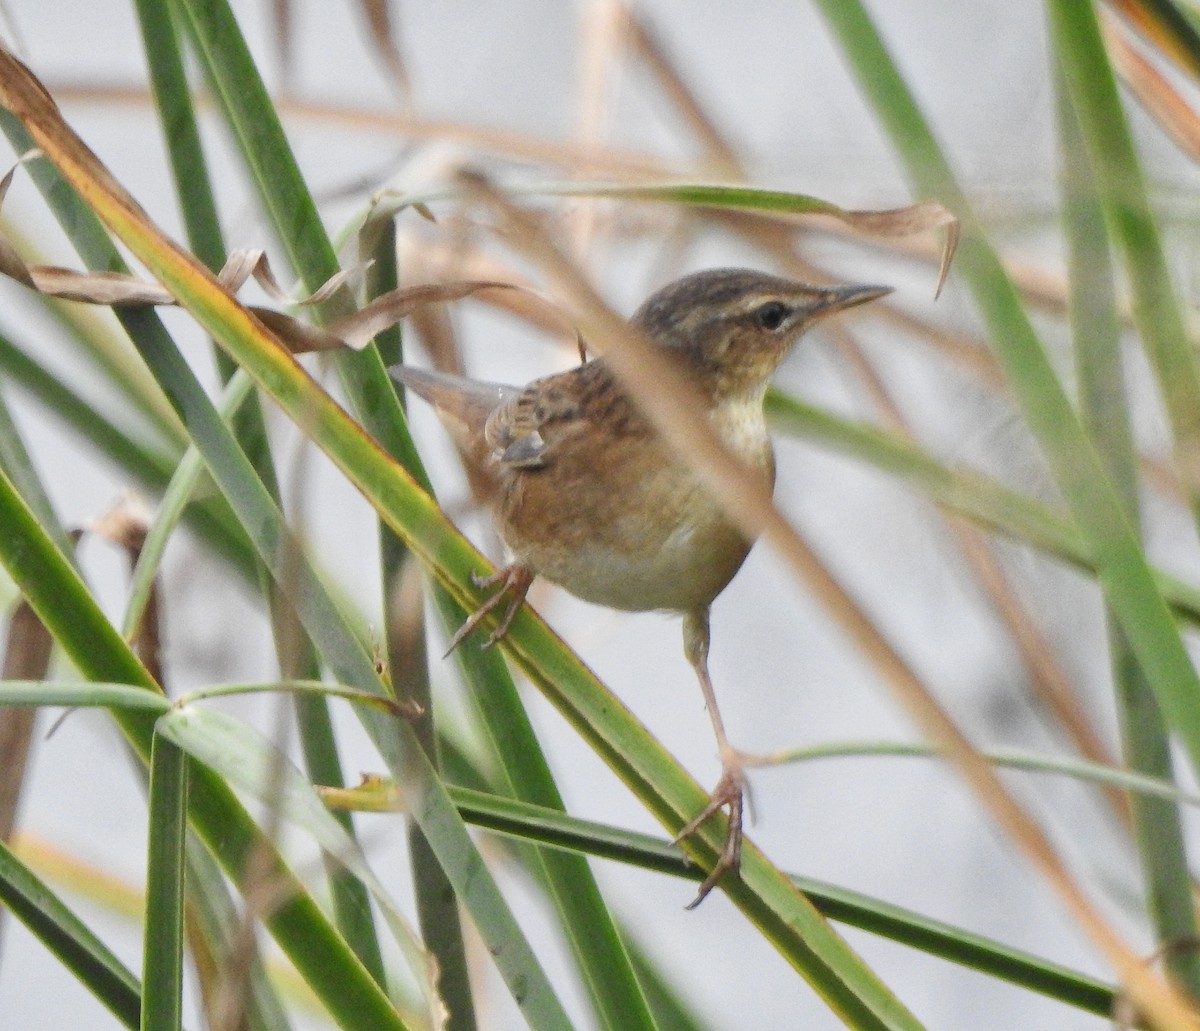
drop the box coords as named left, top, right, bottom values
left=390, top=267, right=891, bottom=904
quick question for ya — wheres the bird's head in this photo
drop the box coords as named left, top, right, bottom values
left=632, top=268, right=892, bottom=399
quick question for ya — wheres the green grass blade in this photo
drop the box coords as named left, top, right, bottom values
left=0, top=217, right=186, bottom=447
left=0, top=327, right=175, bottom=482
left=181, top=835, right=294, bottom=1031
left=142, top=732, right=188, bottom=1031
left=444, top=788, right=1116, bottom=1018
left=0, top=326, right=257, bottom=575
left=135, top=0, right=285, bottom=478
left=364, top=213, right=477, bottom=1031
left=0, top=466, right=406, bottom=1031
left=0, top=838, right=142, bottom=1029
left=0, top=680, right=170, bottom=710
left=1052, top=0, right=1200, bottom=521
left=0, top=375, right=72, bottom=560
left=123, top=371, right=252, bottom=637
left=133, top=0, right=224, bottom=273
left=765, top=391, right=1200, bottom=626
left=156, top=704, right=435, bottom=1013
left=1057, top=43, right=1200, bottom=997
left=766, top=392, right=1086, bottom=561
left=435, top=734, right=709, bottom=1031
left=813, top=0, right=1200, bottom=801
left=175, top=4, right=660, bottom=1024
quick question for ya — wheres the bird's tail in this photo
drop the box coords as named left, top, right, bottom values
left=388, top=365, right=516, bottom=471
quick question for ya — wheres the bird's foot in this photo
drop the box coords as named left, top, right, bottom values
left=443, top=565, right=534, bottom=656
left=674, top=750, right=750, bottom=909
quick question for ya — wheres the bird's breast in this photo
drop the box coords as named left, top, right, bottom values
left=495, top=397, right=774, bottom=613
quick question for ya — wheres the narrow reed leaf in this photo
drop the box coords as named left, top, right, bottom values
left=0, top=680, right=170, bottom=712
left=1056, top=25, right=1200, bottom=997
left=1052, top=0, right=1200, bottom=519
left=142, top=733, right=188, bottom=1031
left=378, top=178, right=960, bottom=297
left=156, top=703, right=442, bottom=1027
left=0, top=39, right=922, bottom=1031
left=814, top=1, right=1200, bottom=1021
left=0, top=838, right=142, bottom=1029
left=121, top=372, right=254, bottom=639
left=765, top=391, right=1200, bottom=626
left=176, top=5, right=661, bottom=1025
left=0, top=453, right=406, bottom=1031
left=441, top=789, right=1116, bottom=1018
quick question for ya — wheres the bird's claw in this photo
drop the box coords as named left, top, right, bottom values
left=674, top=764, right=747, bottom=908
left=443, top=565, right=534, bottom=657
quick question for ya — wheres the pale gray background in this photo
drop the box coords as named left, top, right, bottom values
left=1, top=2, right=1193, bottom=1028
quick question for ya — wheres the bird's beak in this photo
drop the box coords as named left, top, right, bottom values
left=811, top=283, right=893, bottom=317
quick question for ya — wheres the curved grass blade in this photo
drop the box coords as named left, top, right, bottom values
left=764, top=390, right=1200, bottom=626
left=0, top=328, right=256, bottom=577
left=1053, top=0, right=1200, bottom=521
left=0, top=680, right=170, bottom=711
left=0, top=466, right=407, bottom=1031
left=121, top=371, right=252, bottom=639
left=1055, top=26, right=1200, bottom=998
left=0, top=374, right=71, bottom=560
left=813, top=1, right=1200, bottom=1021
left=174, top=4, right=658, bottom=1026
left=374, top=180, right=958, bottom=297
left=0, top=39, right=926, bottom=1031
left=0, top=838, right=142, bottom=1029
left=142, top=732, right=188, bottom=1031
left=156, top=703, right=441, bottom=1026
left=366, top=214, right=478, bottom=1030
left=440, top=787, right=1117, bottom=1019
left=812, top=0, right=1200, bottom=777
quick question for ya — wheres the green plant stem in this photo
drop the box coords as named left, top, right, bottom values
left=135, top=0, right=387, bottom=983
left=814, top=0, right=1200, bottom=862
left=172, top=4, right=661, bottom=1026
left=364, top=210, right=477, bottom=1030
left=0, top=839, right=142, bottom=1029
left=1057, top=49, right=1200, bottom=998
left=142, top=733, right=188, bottom=1031
left=0, top=461, right=406, bottom=1031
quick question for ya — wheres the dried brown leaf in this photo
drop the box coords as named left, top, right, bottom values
left=328, top=280, right=515, bottom=349
left=0, top=175, right=521, bottom=354
left=92, top=496, right=163, bottom=687
left=619, top=5, right=743, bottom=178
left=0, top=601, right=52, bottom=845
left=838, top=200, right=959, bottom=298
left=1103, top=10, right=1200, bottom=164
left=250, top=280, right=523, bottom=355
left=355, top=0, right=411, bottom=101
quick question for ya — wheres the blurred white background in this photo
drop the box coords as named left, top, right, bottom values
left=1, top=1, right=1193, bottom=1028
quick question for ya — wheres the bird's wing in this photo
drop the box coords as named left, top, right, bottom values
left=484, top=371, right=588, bottom=470
left=388, top=365, right=519, bottom=468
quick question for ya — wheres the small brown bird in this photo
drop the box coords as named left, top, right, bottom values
left=391, top=268, right=891, bottom=903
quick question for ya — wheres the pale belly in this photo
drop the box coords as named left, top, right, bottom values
left=498, top=429, right=771, bottom=613
left=520, top=504, right=753, bottom=612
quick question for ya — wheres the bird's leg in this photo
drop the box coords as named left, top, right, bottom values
left=674, top=607, right=750, bottom=908
left=443, top=564, right=534, bottom=656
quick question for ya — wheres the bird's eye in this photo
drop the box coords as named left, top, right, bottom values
left=752, top=301, right=790, bottom=331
